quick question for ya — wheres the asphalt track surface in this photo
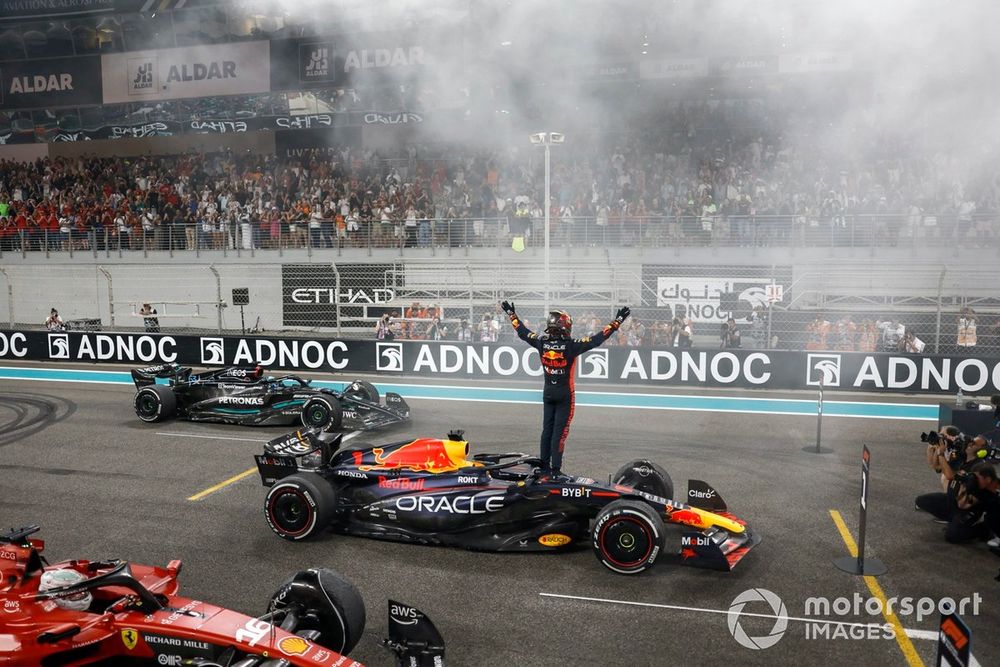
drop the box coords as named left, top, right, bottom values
left=1, top=367, right=998, bottom=666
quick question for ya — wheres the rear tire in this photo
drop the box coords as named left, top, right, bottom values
left=264, top=473, right=337, bottom=541
left=343, top=380, right=379, bottom=404
left=268, top=568, right=366, bottom=656
left=612, top=459, right=673, bottom=500
left=592, top=499, right=665, bottom=575
left=134, top=385, right=176, bottom=423
left=301, top=396, right=343, bottom=431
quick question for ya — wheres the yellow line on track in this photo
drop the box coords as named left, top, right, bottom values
left=829, top=509, right=924, bottom=667
left=188, top=467, right=257, bottom=501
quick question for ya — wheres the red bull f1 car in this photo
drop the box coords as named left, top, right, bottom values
left=131, top=364, right=409, bottom=431
left=255, top=429, right=760, bottom=574
left=0, top=525, right=445, bottom=667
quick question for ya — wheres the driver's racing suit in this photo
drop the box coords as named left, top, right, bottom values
left=507, top=314, right=621, bottom=474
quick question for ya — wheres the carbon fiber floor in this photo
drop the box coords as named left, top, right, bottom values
left=0, top=375, right=997, bottom=666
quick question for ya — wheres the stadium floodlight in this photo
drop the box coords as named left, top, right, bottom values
left=529, top=132, right=565, bottom=314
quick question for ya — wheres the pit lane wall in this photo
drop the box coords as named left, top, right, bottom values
left=1, top=329, right=998, bottom=395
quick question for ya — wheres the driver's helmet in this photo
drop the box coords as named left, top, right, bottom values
left=39, top=568, right=92, bottom=611
left=546, top=310, right=573, bottom=337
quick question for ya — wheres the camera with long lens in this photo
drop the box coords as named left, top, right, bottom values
left=920, top=431, right=941, bottom=446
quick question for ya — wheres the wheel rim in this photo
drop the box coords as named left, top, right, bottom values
left=137, top=393, right=158, bottom=418
left=269, top=489, right=312, bottom=536
left=306, top=404, right=328, bottom=426
left=599, top=516, right=654, bottom=568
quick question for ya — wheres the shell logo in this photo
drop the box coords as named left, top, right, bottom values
left=278, top=635, right=310, bottom=656
left=538, top=533, right=572, bottom=547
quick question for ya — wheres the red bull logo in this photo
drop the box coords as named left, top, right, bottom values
left=668, top=508, right=705, bottom=528
left=359, top=438, right=468, bottom=473
left=541, top=349, right=567, bottom=369
left=378, top=475, right=425, bottom=490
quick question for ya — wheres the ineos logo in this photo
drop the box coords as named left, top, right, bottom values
left=376, top=343, right=403, bottom=371
left=578, top=349, right=609, bottom=379
left=201, top=338, right=225, bottom=365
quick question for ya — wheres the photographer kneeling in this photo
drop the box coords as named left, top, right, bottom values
left=952, top=462, right=1000, bottom=547
left=915, top=427, right=976, bottom=523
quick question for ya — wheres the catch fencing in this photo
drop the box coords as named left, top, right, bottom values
left=2, top=260, right=999, bottom=357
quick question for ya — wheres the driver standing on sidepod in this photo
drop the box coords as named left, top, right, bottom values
left=501, top=301, right=629, bottom=478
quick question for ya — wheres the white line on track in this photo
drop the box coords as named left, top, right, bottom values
left=539, top=592, right=980, bottom=664
left=155, top=432, right=265, bottom=443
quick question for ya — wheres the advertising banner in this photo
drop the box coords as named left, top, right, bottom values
left=3, top=329, right=1000, bottom=395
left=280, top=263, right=398, bottom=327
left=0, top=56, right=102, bottom=110
left=101, top=41, right=270, bottom=104
left=641, top=264, right=793, bottom=323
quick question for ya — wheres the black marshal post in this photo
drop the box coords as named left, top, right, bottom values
left=232, top=288, right=249, bottom=335
left=835, top=444, right=887, bottom=576
left=803, top=376, right=833, bottom=454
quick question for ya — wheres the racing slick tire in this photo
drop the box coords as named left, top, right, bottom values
left=265, top=473, right=337, bottom=541
left=301, top=396, right=343, bottom=431
left=612, top=459, right=673, bottom=500
left=343, top=380, right=379, bottom=404
left=268, top=568, right=366, bottom=656
left=133, top=385, right=176, bottom=423
left=592, top=499, right=666, bottom=575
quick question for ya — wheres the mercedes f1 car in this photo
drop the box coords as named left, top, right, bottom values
left=131, top=364, right=409, bottom=431
left=0, top=525, right=445, bottom=667
left=255, top=429, right=760, bottom=574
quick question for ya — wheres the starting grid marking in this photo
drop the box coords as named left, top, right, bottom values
left=0, top=365, right=937, bottom=420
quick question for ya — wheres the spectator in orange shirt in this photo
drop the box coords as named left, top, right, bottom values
left=805, top=314, right=831, bottom=350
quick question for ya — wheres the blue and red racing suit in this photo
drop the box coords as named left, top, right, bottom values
left=507, top=313, right=623, bottom=473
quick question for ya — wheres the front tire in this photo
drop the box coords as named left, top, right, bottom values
left=612, top=459, right=674, bottom=500
left=134, top=385, right=176, bottom=423
left=592, top=499, right=665, bottom=575
left=301, top=396, right=343, bottom=431
left=264, top=473, right=337, bottom=541
left=268, top=568, right=366, bottom=656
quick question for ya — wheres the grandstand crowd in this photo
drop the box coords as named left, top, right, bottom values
left=1, top=102, right=998, bottom=252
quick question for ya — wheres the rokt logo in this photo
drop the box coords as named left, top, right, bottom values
left=807, top=353, right=841, bottom=387
left=727, top=588, right=788, bottom=650
left=48, top=333, right=70, bottom=359
left=376, top=342, right=403, bottom=371
left=200, top=337, right=225, bottom=365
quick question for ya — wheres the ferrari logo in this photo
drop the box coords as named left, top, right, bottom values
left=121, top=628, right=139, bottom=650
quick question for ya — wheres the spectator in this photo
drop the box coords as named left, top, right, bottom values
left=139, top=303, right=160, bottom=333
left=374, top=313, right=394, bottom=340
left=720, top=317, right=742, bottom=348
left=957, top=308, right=977, bottom=352
left=877, top=318, right=906, bottom=352
left=805, top=314, right=831, bottom=350
left=454, top=318, right=473, bottom=342
left=45, top=308, right=64, bottom=331
left=478, top=313, right=499, bottom=342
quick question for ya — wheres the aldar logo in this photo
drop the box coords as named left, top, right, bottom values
left=48, top=333, right=70, bottom=359
left=807, top=354, right=841, bottom=387
left=128, top=58, right=156, bottom=93
left=376, top=343, right=403, bottom=372
left=305, top=47, right=329, bottom=77
left=200, top=338, right=225, bottom=365
left=578, top=349, right=609, bottom=379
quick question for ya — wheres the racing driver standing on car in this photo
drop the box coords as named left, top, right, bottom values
left=501, top=301, right=629, bottom=478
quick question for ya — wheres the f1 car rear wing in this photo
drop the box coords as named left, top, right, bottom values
left=131, top=364, right=190, bottom=388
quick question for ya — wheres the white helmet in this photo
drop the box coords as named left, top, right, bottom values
left=39, top=569, right=92, bottom=611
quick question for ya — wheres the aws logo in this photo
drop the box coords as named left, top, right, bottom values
left=376, top=342, right=403, bottom=371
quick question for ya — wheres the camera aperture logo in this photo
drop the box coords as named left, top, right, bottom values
left=727, top=588, right=788, bottom=650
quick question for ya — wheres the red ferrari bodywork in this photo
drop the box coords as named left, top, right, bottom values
left=0, top=536, right=362, bottom=666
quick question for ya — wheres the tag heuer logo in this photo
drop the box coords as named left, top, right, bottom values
left=376, top=342, right=403, bottom=371
left=807, top=353, right=841, bottom=387
left=48, top=333, right=70, bottom=359
left=200, top=337, right=225, bottom=365
left=578, top=349, right=609, bottom=379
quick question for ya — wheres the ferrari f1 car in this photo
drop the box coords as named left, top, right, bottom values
left=0, top=525, right=445, bottom=667
left=131, top=364, right=409, bottom=431
left=255, top=429, right=760, bottom=574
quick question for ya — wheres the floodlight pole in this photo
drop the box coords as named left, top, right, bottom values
left=544, top=141, right=551, bottom=315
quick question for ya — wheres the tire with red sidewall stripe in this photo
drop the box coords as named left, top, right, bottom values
left=264, top=473, right=336, bottom=541
left=592, top=499, right=665, bottom=575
